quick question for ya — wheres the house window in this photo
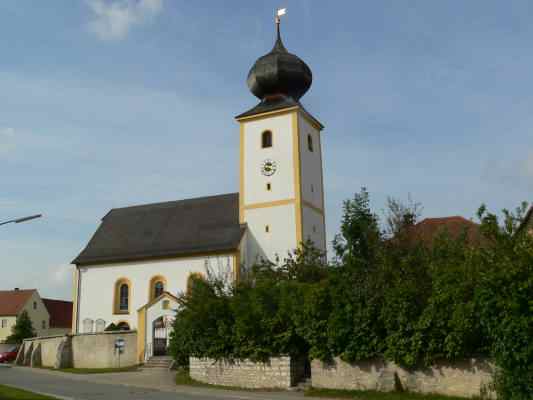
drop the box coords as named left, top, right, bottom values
left=311, top=184, right=314, bottom=193
left=95, top=319, right=106, bottom=333
left=1, top=319, right=7, bottom=328
left=162, top=300, right=170, bottom=310
left=266, top=183, right=271, bottom=191
left=261, top=130, right=272, bottom=148
left=307, top=134, right=314, bottom=152
left=265, top=225, right=270, bottom=233
left=33, top=301, right=37, bottom=310
left=42, top=320, right=46, bottom=329
left=83, top=318, right=94, bottom=333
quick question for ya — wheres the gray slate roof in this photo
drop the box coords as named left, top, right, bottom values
left=73, top=193, right=245, bottom=266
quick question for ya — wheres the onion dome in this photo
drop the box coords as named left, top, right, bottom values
left=246, top=24, right=312, bottom=101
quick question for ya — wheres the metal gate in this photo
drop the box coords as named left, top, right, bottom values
left=152, top=316, right=171, bottom=356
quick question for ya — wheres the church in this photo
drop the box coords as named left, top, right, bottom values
left=71, top=16, right=326, bottom=363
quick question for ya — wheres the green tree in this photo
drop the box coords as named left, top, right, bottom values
left=6, top=310, right=36, bottom=344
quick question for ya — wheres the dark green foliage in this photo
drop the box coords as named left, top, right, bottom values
left=6, top=310, right=36, bottom=344
left=169, top=188, right=532, bottom=398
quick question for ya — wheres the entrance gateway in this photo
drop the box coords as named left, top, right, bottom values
left=137, top=292, right=179, bottom=362
left=152, top=316, right=172, bottom=356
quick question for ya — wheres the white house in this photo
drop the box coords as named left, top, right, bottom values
left=72, top=20, right=326, bottom=363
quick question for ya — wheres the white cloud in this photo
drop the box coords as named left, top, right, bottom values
left=86, top=0, right=163, bottom=41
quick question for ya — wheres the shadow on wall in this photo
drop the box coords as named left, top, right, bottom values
left=15, top=331, right=138, bottom=369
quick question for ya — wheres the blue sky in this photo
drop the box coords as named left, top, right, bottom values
left=1, top=1, right=531, bottom=300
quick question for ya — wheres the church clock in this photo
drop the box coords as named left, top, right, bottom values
left=260, top=159, right=277, bottom=176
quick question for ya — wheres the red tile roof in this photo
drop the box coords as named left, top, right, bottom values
left=0, top=289, right=36, bottom=316
left=42, top=299, right=73, bottom=329
left=407, top=216, right=482, bottom=246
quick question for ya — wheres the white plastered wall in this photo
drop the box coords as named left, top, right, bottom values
left=298, top=114, right=324, bottom=210
left=302, top=205, right=326, bottom=252
left=76, top=254, right=235, bottom=333
left=242, top=113, right=295, bottom=205
left=243, top=204, right=297, bottom=265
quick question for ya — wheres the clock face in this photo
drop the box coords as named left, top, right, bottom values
left=261, top=159, right=277, bottom=176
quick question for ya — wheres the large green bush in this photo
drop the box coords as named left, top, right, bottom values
left=169, top=190, right=532, bottom=399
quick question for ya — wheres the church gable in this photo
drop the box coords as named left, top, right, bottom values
left=73, top=193, right=245, bottom=266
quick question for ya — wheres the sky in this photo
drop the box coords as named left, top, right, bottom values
left=1, top=1, right=532, bottom=301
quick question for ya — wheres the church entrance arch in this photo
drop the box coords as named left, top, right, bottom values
left=152, top=316, right=171, bottom=356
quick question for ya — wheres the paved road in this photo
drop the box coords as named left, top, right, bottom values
left=0, top=366, right=308, bottom=400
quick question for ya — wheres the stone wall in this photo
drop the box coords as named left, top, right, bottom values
left=18, top=335, right=67, bottom=368
left=190, top=357, right=305, bottom=389
left=18, top=331, right=137, bottom=369
left=71, top=331, right=137, bottom=369
left=311, top=357, right=495, bottom=399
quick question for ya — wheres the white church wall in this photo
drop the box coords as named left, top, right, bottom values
left=76, top=254, right=235, bottom=333
left=242, top=113, right=295, bottom=206
left=244, top=203, right=298, bottom=265
left=302, top=205, right=327, bottom=252
left=298, top=114, right=324, bottom=211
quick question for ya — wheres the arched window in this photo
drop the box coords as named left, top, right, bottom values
left=149, top=276, right=167, bottom=301
left=307, top=134, right=314, bottom=152
left=154, top=281, right=164, bottom=298
left=119, top=284, right=128, bottom=311
left=117, top=321, right=130, bottom=331
left=261, top=130, right=272, bottom=148
left=114, top=278, right=131, bottom=314
left=83, top=318, right=94, bottom=333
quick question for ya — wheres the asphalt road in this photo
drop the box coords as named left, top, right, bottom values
left=0, top=365, right=307, bottom=400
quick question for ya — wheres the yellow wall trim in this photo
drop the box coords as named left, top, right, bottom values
left=317, top=129, right=327, bottom=253
left=302, top=200, right=324, bottom=216
left=243, top=198, right=296, bottom=210
left=71, top=267, right=79, bottom=334
left=235, top=106, right=299, bottom=123
left=113, top=277, right=132, bottom=315
left=292, top=111, right=303, bottom=246
left=137, top=308, right=146, bottom=363
left=148, top=275, right=167, bottom=304
left=239, top=123, right=245, bottom=223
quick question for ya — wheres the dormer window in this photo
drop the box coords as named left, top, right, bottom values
left=262, top=130, right=272, bottom=148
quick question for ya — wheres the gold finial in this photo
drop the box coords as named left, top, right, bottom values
left=275, top=8, right=286, bottom=39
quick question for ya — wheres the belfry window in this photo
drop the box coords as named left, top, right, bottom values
left=119, top=284, right=129, bottom=311
left=262, top=130, right=272, bottom=148
left=307, top=134, right=314, bottom=152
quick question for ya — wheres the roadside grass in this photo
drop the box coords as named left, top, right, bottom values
left=0, top=384, right=60, bottom=400
left=305, top=388, right=470, bottom=400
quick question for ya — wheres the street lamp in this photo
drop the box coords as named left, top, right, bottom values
left=0, top=214, right=42, bottom=227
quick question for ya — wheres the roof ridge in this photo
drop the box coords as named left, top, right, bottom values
left=108, top=192, right=239, bottom=214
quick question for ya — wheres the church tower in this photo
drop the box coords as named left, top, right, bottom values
left=236, top=14, right=326, bottom=266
